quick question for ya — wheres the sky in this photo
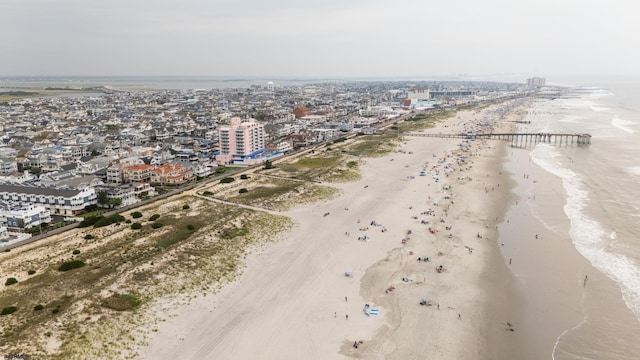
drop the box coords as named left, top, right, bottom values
left=1, top=0, right=638, bottom=79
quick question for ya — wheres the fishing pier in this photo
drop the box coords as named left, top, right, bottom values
left=407, top=132, right=592, bottom=147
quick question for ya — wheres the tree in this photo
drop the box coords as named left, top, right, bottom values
left=255, top=112, right=266, bottom=121
left=97, top=191, right=109, bottom=205
left=97, top=191, right=122, bottom=208
left=263, top=160, right=274, bottom=169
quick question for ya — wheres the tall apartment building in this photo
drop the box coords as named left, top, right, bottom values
left=527, top=77, right=546, bottom=88
left=217, top=118, right=265, bottom=164
left=407, top=87, right=431, bottom=100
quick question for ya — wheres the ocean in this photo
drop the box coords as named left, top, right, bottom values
left=504, top=78, right=640, bottom=359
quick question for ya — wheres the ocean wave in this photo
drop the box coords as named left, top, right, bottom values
left=532, top=145, right=640, bottom=320
left=558, top=115, right=583, bottom=124
left=627, top=166, right=640, bottom=176
left=611, top=117, right=636, bottom=134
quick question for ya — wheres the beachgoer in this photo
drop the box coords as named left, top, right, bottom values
left=346, top=314, right=349, bottom=320
left=345, top=296, right=348, bottom=302
left=458, top=313, right=461, bottom=319
left=334, top=312, right=337, bottom=318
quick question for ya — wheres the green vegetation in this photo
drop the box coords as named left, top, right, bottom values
left=72, top=249, right=80, bottom=255
left=130, top=223, right=142, bottom=230
left=0, top=195, right=294, bottom=357
left=93, top=214, right=125, bottom=228
left=5, top=277, right=18, bottom=286
left=182, top=204, right=190, bottom=210
left=272, top=156, right=343, bottom=182
left=263, top=160, right=274, bottom=169
left=215, top=167, right=231, bottom=175
left=101, top=293, right=142, bottom=311
left=343, top=134, right=396, bottom=157
left=27, top=269, right=36, bottom=275
left=131, top=211, right=143, bottom=219
left=0, top=91, right=40, bottom=102
left=96, top=190, right=122, bottom=208
left=84, top=234, right=94, bottom=240
left=78, top=215, right=103, bottom=228
left=394, top=109, right=455, bottom=132
left=219, top=226, right=249, bottom=240
left=79, top=213, right=126, bottom=227
left=346, top=161, right=359, bottom=169
left=240, top=174, right=249, bottom=180
left=238, top=188, right=248, bottom=194
left=220, top=177, right=235, bottom=184
left=58, top=260, right=85, bottom=272
left=293, top=156, right=340, bottom=169
left=154, top=214, right=205, bottom=249
left=33, top=304, right=44, bottom=311
left=1, top=306, right=18, bottom=315
left=149, top=214, right=160, bottom=221
left=151, top=222, right=163, bottom=229
left=221, top=177, right=339, bottom=211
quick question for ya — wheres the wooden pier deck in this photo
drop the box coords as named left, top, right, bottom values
left=406, top=132, right=592, bottom=146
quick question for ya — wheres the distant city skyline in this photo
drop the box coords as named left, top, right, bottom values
left=1, top=0, right=638, bottom=79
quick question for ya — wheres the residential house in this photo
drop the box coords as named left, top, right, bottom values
left=94, top=184, right=139, bottom=208
left=122, top=164, right=154, bottom=183
left=0, top=204, right=52, bottom=233
left=150, top=164, right=194, bottom=186
left=0, top=184, right=97, bottom=215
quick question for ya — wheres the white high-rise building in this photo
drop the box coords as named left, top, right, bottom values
left=527, top=77, right=546, bottom=87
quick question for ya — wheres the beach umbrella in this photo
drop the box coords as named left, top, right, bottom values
left=345, top=269, right=353, bottom=277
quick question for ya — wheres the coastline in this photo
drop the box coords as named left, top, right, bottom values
left=498, top=103, right=640, bottom=359
left=139, top=101, right=528, bottom=359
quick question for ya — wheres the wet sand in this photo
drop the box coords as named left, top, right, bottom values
left=500, top=140, right=640, bottom=360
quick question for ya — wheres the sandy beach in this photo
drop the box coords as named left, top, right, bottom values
left=139, top=102, right=528, bottom=360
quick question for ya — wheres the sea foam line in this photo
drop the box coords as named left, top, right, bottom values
left=531, top=145, right=640, bottom=321
left=611, top=116, right=636, bottom=134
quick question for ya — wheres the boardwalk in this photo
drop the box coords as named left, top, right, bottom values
left=407, top=132, right=592, bottom=147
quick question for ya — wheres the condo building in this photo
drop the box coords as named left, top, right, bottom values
left=217, top=118, right=266, bottom=164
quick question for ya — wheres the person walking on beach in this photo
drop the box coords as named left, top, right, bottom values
left=346, top=314, right=349, bottom=320
left=584, top=275, right=588, bottom=287
left=345, top=296, right=348, bottom=302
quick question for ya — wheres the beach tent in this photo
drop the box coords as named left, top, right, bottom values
left=419, top=170, right=426, bottom=176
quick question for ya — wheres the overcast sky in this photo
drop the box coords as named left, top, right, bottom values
left=1, top=0, right=638, bottom=79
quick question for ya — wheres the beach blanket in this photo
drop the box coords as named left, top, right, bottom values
left=369, top=309, right=379, bottom=315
